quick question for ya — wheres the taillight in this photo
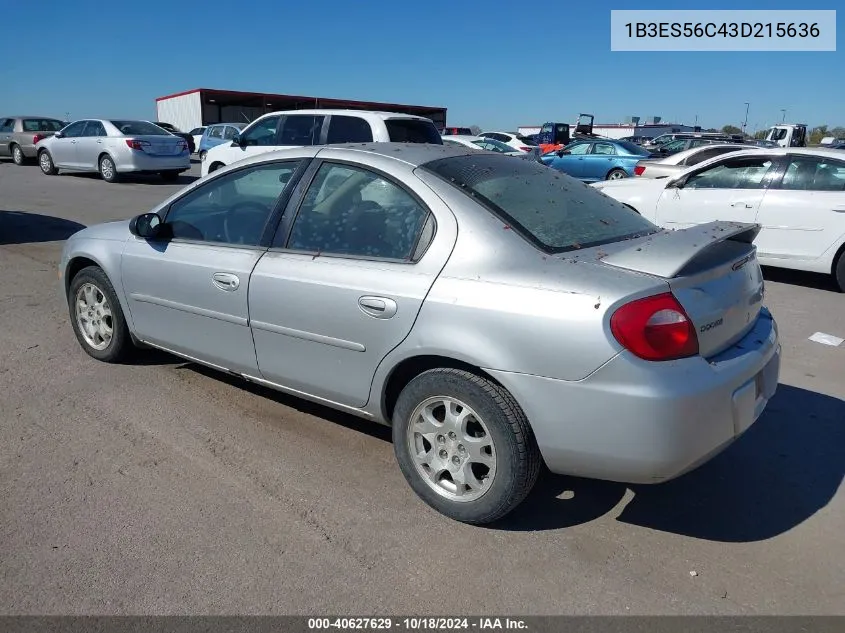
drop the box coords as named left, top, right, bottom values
left=126, top=139, right=150, bottom=150
left=634, top=165, right=646, bottom=176
left=33, top=134, right=45, bottom=144
left=519, top=146, right=532, bottom=152
left=178, top=140, right=188, bottom=151
left=610, top=293, right=699, bottom=361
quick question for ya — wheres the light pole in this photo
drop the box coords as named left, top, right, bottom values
left=742, top=102, right=749, bottom=135
left=781, top=109, right=787, bottom=123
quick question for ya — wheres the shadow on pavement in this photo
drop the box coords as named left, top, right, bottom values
left=762, top=266, right=839, bottom=292
left=0, top=210, right=85, bottom=245
left=497, top=384, right=844, bottom=541
left=136, top=351, right=843, bottom=542
left=61, top=172, right=199, bottom=186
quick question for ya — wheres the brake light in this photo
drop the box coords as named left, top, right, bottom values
left=125, top=139, right=150, bottom=150
left=33, top=134, right=46, bottom=144
left=610, top=293, right=699, bottom=361
left=519, top=146, right=532, bottom=152
left=634, top=165, right=646, bottom=176
left=177, top=140, right=188, bottom=151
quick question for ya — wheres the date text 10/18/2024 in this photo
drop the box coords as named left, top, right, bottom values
left=308, top=617, right=529, bottom=630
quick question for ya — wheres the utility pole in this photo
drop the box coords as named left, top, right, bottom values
left=742, top=102, right=749, bottom=135
left=781, top=109, right=787, bottom=123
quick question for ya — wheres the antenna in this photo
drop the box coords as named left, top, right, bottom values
left=240, top=112, right=250, bottom=123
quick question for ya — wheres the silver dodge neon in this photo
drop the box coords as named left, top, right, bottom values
left=59, top=143, right=781, bottom=524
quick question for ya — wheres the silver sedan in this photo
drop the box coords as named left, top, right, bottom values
left=59, top=143, right=781, bottom=524
left=36, top=119, right=191, bottom=183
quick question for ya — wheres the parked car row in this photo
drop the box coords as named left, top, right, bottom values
left=0, top=116, right=67, bottom=165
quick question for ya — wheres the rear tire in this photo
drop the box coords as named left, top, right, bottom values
left=834, top=251, right=845, bottom=292
left=67, top=266, right=132, bottom=363
left=606, top=168, right=628, bottom=180
left=392, top=368, right=541, bottom=524
left=99, top=154, right=120, bottom=183
left=160, top=170, right=180, bottom=182
left=38, top=150, right=58, bottom=175
left=11, top=144, right=26, bottom=165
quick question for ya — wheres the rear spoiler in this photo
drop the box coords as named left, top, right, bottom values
left=601, top=221, right=761, bottom=279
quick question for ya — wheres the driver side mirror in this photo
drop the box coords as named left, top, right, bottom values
left=54, top=131, right=64, bottom=139
left=129, top=212, right=164, bottom=239
left=666, top=177, right=686, bottom=189
left=557, top=149, right=570, bottom=156
left=231, top=134, right=243, bottom=147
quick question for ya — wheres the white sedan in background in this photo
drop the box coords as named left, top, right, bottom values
left=633, top=143, right=759, bottom=179
left=477, top=131, right=537, bottom=152
left=593, top=148, right=845, bottom=290
left=441, top=135, right=524, bottom=155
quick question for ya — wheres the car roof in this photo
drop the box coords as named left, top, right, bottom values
left=230, top=142, right=477, bottom=170
left=253, top=109, right=431, bottom=122
left=442, top=135, right=482, bottom=141
left=4, top=115, right=64, bottom=120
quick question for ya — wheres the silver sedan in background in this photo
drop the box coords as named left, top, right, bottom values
left=633, top=143, right=761, bottom=178
left=58, top=143, right=780, bottom=524
left=36, top=119, right=191, bottom=183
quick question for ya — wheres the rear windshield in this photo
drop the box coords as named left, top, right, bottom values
left=386, top=119, right=443, bottom=144
left=110, top=120, right=172, bottom=136
left=155, top=122, right=180, bottom=132
left=422, top=153, right=657, bottom=254
left=617, top=141, right=652, bottom=155
left=23, top=118, right=64, bottom=132
left=515, top=134, right=537, bottom=146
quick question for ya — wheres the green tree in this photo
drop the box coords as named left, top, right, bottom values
left=753, top=130, right=768, bottom=140
left=721, top=125, right=742, bottom=135
left=809, top=125, right=829, bottom=145
left=469, top=125, right=482, bottom=135
left=830, top=126, right=845, bottom=139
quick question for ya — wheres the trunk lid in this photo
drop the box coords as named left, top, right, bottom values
left=599, top=221, right=765, bottom=358
left=133, top=134, right=186, bottom=156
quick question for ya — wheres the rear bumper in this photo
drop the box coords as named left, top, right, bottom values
left=488, top=308, right=781, bottom=484
left=20, top=143, right=39, bottom=158
left=117, top=153, right=191, bottom=173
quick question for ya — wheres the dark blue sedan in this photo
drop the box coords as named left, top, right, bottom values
left=541, top=139, right=656, bottom=182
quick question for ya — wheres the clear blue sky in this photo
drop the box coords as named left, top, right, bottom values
left=3, top=0, right=842, bottom=131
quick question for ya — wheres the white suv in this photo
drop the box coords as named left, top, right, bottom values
left=200, top=109, right=442, bottom=177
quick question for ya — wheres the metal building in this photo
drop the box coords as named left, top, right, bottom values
left=155, top=88, right=448, bottom=133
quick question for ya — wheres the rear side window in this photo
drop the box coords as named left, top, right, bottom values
left=23, top=119, right=64, bottom=132
left=327, top=115, right=374, bottom=143
left=423, top=153, right=657, bottom=254
left=385, top=119, right=442, bottom=144
left=208, top=126, right=224, bottom=139
left=222, top=126, right=238, bottom=140
left=0, top=119, right=15, bottom=133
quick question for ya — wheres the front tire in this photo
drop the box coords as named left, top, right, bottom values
left=38, top=150, right=58, bottom=175
left=68, top=266, right=132, bottom=363
left=392, top=368, right=541, bottom=524
left=99, top=154, right=120, bottom=183
left=606, top=168, right=628, bottom=180
left=11, top=144, right=26, bottom=165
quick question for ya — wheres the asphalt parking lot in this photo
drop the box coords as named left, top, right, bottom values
left=1, top=159, right=843, bottom=616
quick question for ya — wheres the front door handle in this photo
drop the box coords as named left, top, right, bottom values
left=358, top=296, right=397, bottom=319
left=730, top=202, right=754, bottom=208
left=832, top=207, right=845, bottom=213
left=212, top=272, right=240, bottom=291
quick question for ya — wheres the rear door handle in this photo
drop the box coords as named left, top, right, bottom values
left=730, top=202, right=754, bottom=208
left=358, top=296, right=397, bottom=319
left=96, top=139, right=103, bottom=144
left=212, top=272, right=240, bottom=291
left=832, top=207, right=845, bottom=213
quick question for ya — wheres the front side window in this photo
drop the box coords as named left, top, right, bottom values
left=326, top=115, right=373, bottom=143
left=241, top=115, right=281, bottom=146
left=285, top=162, right=430, bottom=260
left=781, top=157, right=845, bottom=191
left=222, top=126, right=238, bottom=140
left=164, top=161, right=301, bottom=245
left=563, top=142, right=590, bottom=155
left=277, top=115, right=324, bottom=146
left=684, top=157, right=775, bottom=190
left=60, top=121, right=87, bottom=138
left=423, top=153, right=657, bottom=254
